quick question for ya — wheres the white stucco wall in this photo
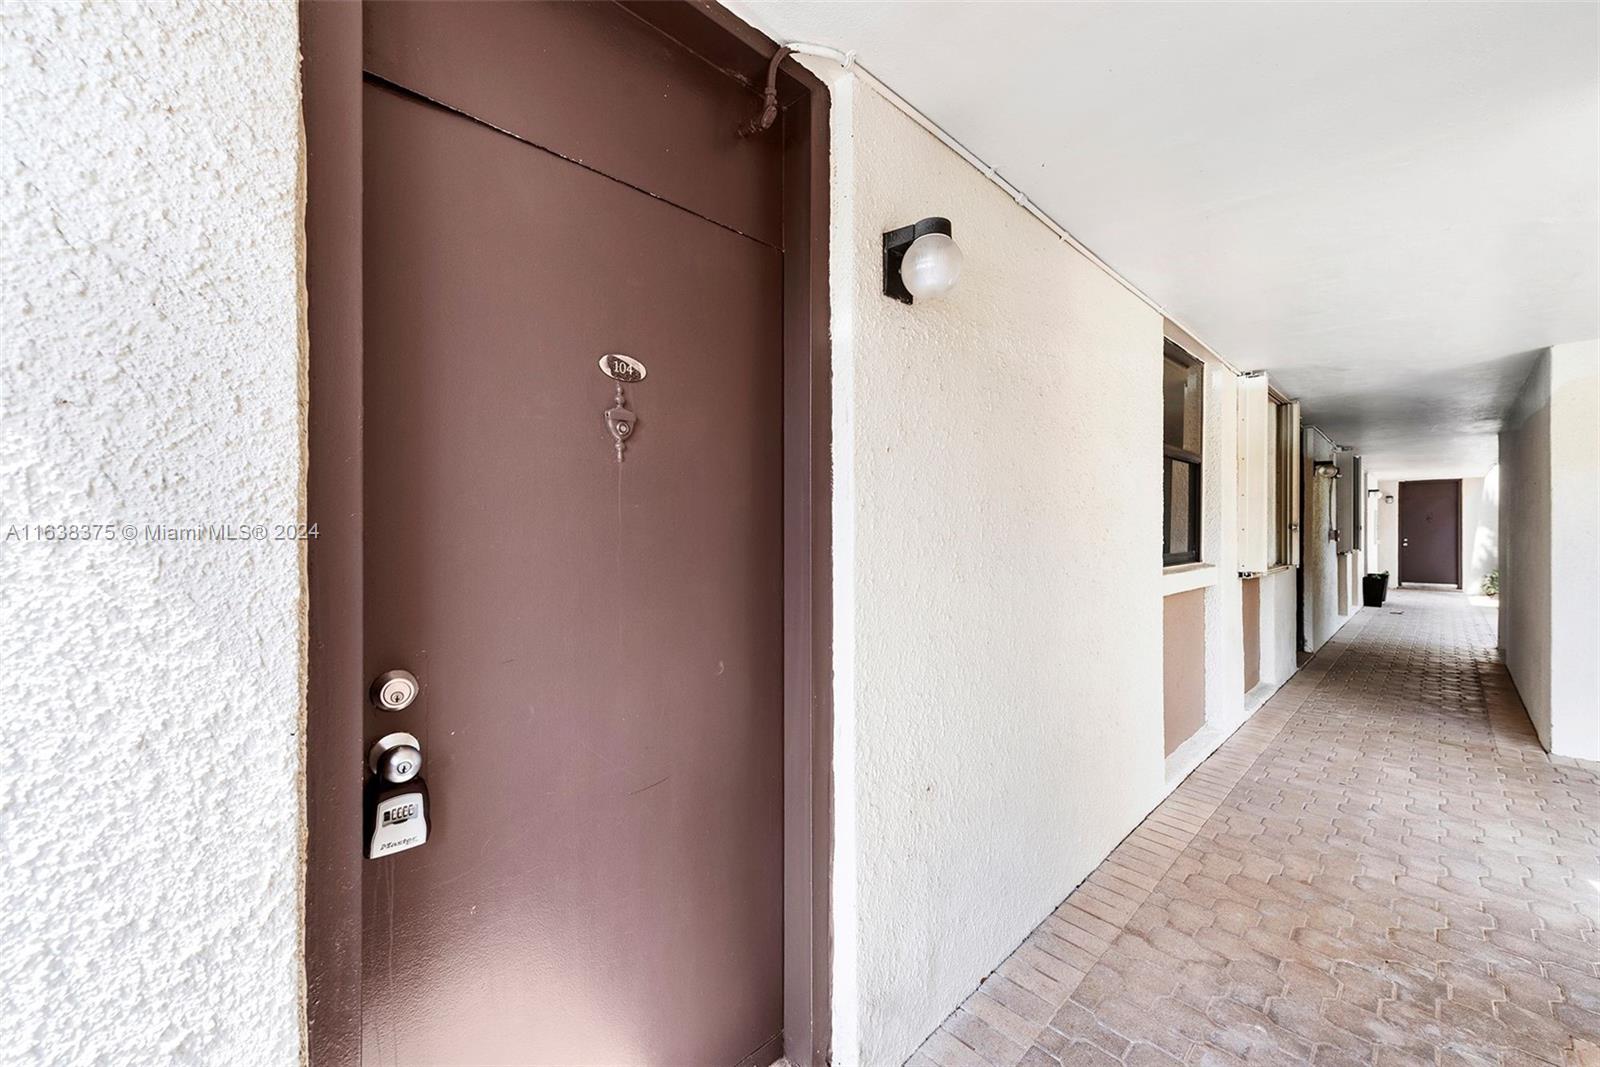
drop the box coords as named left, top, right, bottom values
left=1462, top=473, right=1500, bottom=593
left=1301, top=429, right=1356, bottom=652
left=1500, top=342, right=1600, bottom=760
left=1500, top=356, right=1554, bottom=748
left=1375, top=479, right=1401, bottom=580
left=1199, top=360, right=1245, bottom=728
left=826, top=78, right=1166, bottom=1066
left=1545, top=342, right=1599, bottom=760
left=1259, top=566, right=1299, bottom=689
left=0, top=3, right=306, bottom=1063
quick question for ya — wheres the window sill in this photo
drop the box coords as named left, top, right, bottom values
left=1162, top=563, right=1217, bottom=596
left=1240, top=564, right=1295, bottom=580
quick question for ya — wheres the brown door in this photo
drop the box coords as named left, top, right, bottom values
left=357, top=6, right=783, bottom=1063
left=1398, top=479, right=1461, bottom=587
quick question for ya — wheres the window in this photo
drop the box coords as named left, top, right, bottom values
left=1349, top=455, right=1363, bottom=551
left=1270, top=397, right=1287, bottom=564
left=1273, top=396, right=1301, bottom=567
left=1264, top=397, right=1281, bottom=563
left=1163, top=341, right=1203, bottom=565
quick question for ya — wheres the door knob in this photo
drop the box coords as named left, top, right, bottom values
left=371, top=669, right=419, bottom=711
left=370, top=731, right=423, bottom=784
left=366, top=733, right=429, bottom=859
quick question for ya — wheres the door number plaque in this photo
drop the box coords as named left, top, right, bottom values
left=600, top=354, right=645, bottom=462
left=598, top=353, right=647, bottom=383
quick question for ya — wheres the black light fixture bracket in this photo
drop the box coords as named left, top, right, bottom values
left=883, top=216, right=952, bottom=304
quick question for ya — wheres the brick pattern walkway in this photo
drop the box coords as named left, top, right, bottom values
left=908, top=591, right=1600, bottom=1067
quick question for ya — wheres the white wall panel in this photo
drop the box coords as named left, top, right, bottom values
left=0, top=3, right=305, bottom=1062
left=1236, top=375, right=1273, bottom=573
left=825, top=80, right=1165, bottom=1066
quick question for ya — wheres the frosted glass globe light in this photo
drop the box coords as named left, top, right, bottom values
left=900, top=231, right=963, bottom=300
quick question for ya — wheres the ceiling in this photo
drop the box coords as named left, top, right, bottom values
left=725, top=1, right=1598, bottom=478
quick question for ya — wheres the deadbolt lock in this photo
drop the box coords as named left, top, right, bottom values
left=371, top=669, right=419, bottom=711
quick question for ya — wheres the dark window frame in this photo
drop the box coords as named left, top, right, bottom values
left=1270, top=394, right=1290, bottom=566
left=1163, top=340, right=1204, bottom=566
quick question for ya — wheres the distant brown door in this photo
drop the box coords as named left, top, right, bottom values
left=1398, top=479, right=1461, bottom=587
left=356, top=4, right=784, bottom=1063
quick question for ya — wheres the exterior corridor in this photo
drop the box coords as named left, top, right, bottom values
left=913, top=591, right=1600, bottom=1067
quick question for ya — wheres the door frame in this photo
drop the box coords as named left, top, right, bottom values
left=299, top=3, right=832, bottom=1063
left=1396, top=478, right=1462, bottom=588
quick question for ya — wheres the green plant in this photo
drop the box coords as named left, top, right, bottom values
left=1482, top=569, right=1499, bottom=597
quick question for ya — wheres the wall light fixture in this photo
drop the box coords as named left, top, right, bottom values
left=883, top=217, right=962, bottom=304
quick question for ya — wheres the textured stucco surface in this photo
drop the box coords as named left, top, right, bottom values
left=1545, top=341, right=1599, bottom=760
left=1376, top=479, right=1401, bottom=582
left=1198, top=362, right=1244, bottom=729
left=1301, top=429, right=1357, bottom=653
left=1500, top=354, right=1555, bottom=751
left=830, top=83, right=1165, bottom=1067
left=0, top=2, right=306, bottom=1062
left=1500, top=342, right=1600, bottom=760
left=1460, top=473, right=1498, bottom=594
left=1258, top=566, right=1298, bottom=690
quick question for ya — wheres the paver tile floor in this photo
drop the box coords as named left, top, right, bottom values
left=909, top=590, right=1600, bottom=1067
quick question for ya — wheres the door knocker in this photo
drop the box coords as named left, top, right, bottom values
left=605, top=385, right=637, bottom=463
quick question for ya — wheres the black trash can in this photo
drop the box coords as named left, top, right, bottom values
left=1363, top=572, right=1390, bottom=607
